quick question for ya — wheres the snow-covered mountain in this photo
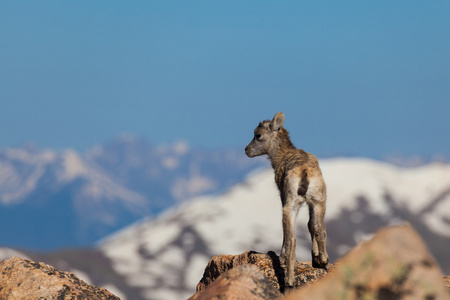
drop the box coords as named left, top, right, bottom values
left=98, top=158, right=450, bottom=299
left=0, top=137, right=267, bottom=249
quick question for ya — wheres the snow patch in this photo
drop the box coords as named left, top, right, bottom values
left=171, top=175, right=216, bottom=201
left=59, top=150, right=88, bottom=181
left=141, top=223, right=181, bottom=254
left=5, top=148, right=56, bottom=164
left=0, top=162, right=48, bottom=204
left=423, top=193, right=450, bottom=237
left=185, top=254, right=210, bottom=288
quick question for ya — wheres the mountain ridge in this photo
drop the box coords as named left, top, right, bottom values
left=0, top=156, right=449, bottom=299
left=0, top=137, right=267, bottom=249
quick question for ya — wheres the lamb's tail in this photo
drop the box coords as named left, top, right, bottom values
left=297, top=169, right=309, bottom=196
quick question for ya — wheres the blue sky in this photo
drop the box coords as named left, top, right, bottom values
left=1, top=1, right=449, bottom=159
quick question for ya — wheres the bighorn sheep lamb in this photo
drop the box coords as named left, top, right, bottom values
left=245, top=112, right=330, bottom=287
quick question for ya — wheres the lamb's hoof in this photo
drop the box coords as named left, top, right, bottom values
left=282, top=283, right=294, bottom=294
left=312, top=257, right=330, bottom=271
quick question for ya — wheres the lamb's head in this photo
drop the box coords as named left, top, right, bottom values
left=245, top=112, right=285, bottom=158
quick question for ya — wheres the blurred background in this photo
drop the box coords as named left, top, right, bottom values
left=1, top=1, right=449, bottom=299
left=2, top=1, right=449, bottom=158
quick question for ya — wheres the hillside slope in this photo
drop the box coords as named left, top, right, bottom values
left=0, top=138, right=266, bottom=249
left=100, top=158, right=450, bottom=299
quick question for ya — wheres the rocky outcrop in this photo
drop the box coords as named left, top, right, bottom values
left=195, top=250, right=330, bottom=294
left=0, top=256, right=120, bottom=300
left=192, top=225, right=450, bottom=300
left=189, top=264, right=281, bottom=300
left=286, top=224, right=450, bottom=300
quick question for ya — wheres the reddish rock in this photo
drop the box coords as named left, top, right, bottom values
left=189, top=264, right=281, bottom=300
left=195, top=250, right=329, bottom=294
left=284, top=224, right=450, bottom=300
left=0, top=256, right=120, bottom=300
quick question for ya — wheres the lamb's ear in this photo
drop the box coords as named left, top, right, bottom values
left=270, top=112, right=285, bottom=131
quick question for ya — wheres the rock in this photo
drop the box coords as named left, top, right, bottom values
left=195, top=250, right=329, bottom=294
left=284, top=224, right=450, bottom=300
left=444, top=275, right=450, bottom=291
left=189, top=264, right=281, bottom=300
left=0, top=256, right=120, bottom=300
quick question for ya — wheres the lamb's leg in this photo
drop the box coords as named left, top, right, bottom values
left=280, top=203, right=298, bottom=287
left=308, top=202, right=330, bottom=270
